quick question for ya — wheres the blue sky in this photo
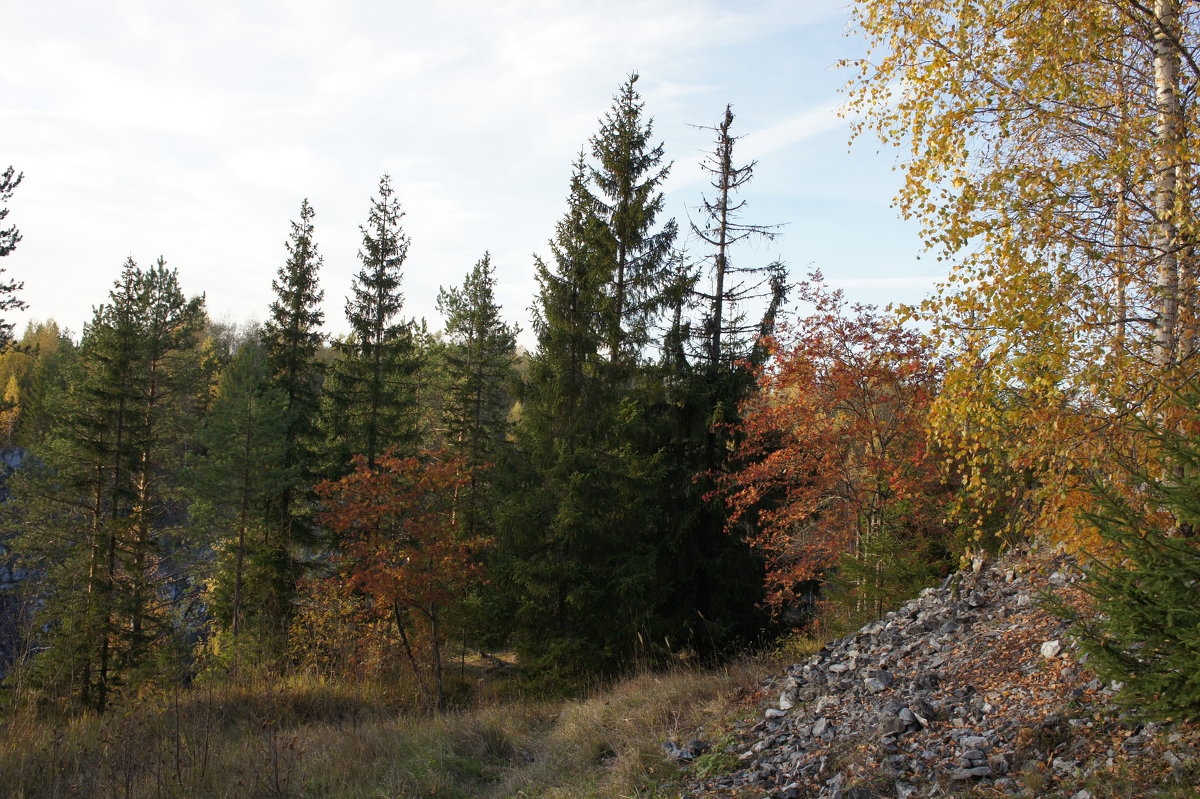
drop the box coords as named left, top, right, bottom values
left=2, top=0, right=937, bottom=347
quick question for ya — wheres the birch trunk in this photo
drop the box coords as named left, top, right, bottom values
left=1153, top=0, right=1183, bottom=369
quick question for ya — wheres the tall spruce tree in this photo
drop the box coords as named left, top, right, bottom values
left=263, top=198, right=324, bottom=499
left=436, top=252, right=517, bottom=535
left=0, top=166, right=27, bottom=348
left=259, top=199, right=325, bottom=630
left=321, top=175, right=418, bottom=472
left=589, top=73, right=678, bottom=365
left=501, top=131, right=682, bottom=674
left=528, top=157, right=608, bottom=441
left=685, top=103, right=788, bottom=480
left=12, top=257, right=205, bottom=710
left=500, top=85, right=783, bottom=677
left=499, top=157, right=623, bottom=673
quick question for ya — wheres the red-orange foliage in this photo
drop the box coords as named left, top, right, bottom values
left=719, top=275, right=947, bottom=613
left=313, top=449, right=488, bottom=707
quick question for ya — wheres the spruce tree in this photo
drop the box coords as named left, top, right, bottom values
left=691, top=105, right=787, bottom=369
left=589, top=74, right=678, bottom=364
left=263, top=198, right=325, bottom=492
left=529, top=157, right=608, bottom=436
left=0, top=166, right=26, bottom=347
left=190, top=339, right=293, bottom=654
left=259, top=199, right=325, bottom=630
left=1061, top=387, right=1200, bottom=720
left=321, top=175, right=418, bottom=472
left=497, top=79, right=694, bottom=676
left=436, top=252, right=517, bottom=535
left=630, top=105, right=791, bottom=658
left=500, top=157, right=659, bottom=675
left=505, top=170, right=605, bottom=672
left=12, top=257, right=205, bottom=710
left=500, top=86, right=781, bottom=676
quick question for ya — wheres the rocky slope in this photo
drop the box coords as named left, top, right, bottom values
left=680, top=551, right=1199, bottom=798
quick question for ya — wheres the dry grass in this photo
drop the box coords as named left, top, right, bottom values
left=0, top=660, right=768, bottom=799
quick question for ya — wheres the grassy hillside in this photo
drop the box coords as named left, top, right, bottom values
left=7, top=554, right=1200, bottom=799
left=0, top=658, right=774, bottom=799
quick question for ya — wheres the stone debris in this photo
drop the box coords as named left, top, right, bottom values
left=1040, top=639, right=1062, bottom=659
left=679, top=551, right=1200, bottom=798
left=664, top=738, right=711, bottom=763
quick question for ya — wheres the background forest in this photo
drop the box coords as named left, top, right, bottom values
left=1, top=0, right=1199, bottom=776
left=0, top=78, right=819, bottom=713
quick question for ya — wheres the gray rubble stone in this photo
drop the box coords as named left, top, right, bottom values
left=1041, top=639, right=1063, bottom=659
left=949, top=765, right=993, bottom=780
left=865, top=670, right=893, bottom=693
left=1052, top=757, right=1080, bottom=773
left=960, top=735, right=991, bottom=751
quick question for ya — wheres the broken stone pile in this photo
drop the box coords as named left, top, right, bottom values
left=681, top=552, right=1199, bottom=798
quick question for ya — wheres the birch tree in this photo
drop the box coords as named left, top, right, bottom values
left=846, top=0, right=1200, bottom=538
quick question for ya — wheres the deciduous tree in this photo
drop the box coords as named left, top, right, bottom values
left=845, top=0, right=1200, bottom=540
left=315, top=450, right=485, bottom=709
left=719, top=275, right=949, bottom=618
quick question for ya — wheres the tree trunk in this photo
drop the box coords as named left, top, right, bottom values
left=1152, top=0, right=1183, bottom=369
left=710, top=107, right=734, bottom=367
left=428, top=606, right=445, bottom=710
left=393, top=601, right=434, bottom=708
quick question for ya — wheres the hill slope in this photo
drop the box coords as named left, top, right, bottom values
left=681, top=551, right=1200, bottom=799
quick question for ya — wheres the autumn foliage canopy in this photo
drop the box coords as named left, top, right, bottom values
left=720, top=276, right=949, bottom=614
left=308, top=449, right=488, bottom=705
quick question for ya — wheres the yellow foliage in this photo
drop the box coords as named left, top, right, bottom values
left=847, top=0, right=1200, bottom=547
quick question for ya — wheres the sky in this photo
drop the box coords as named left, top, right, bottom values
left=1, top=0, right=938, bottom=349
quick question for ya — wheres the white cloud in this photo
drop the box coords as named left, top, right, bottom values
left=741, top=99, right=847, bottom=161
left=1, top=0, right=924, bottom=350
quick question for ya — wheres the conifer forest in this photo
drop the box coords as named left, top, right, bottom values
left=3, top=3, right=1200, bottom=797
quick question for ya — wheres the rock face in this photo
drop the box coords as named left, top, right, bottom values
left=0, top=546, right=22, bottom=676
left=682, top=552, right=1199, bottom=798
left=0, top=446, right=29, bottom=677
